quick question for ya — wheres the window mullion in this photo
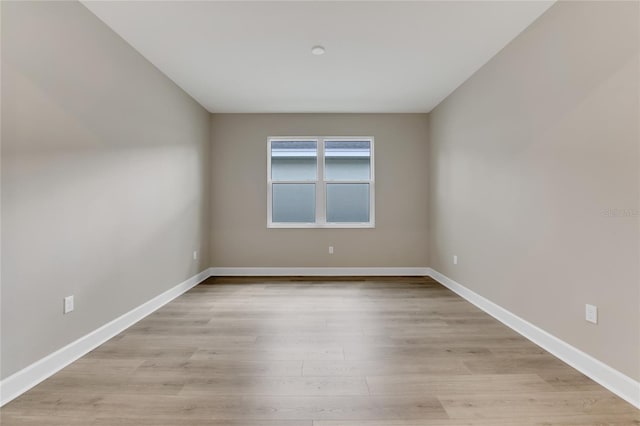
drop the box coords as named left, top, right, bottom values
left=267, top=138, right=272, bottom=226
left=317, top=138, right=325, bottom=225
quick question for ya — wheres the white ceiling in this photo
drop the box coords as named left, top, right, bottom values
left=82, top=1, right=554, bottom=113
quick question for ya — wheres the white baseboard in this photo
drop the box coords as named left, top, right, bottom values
left=209, top=267, right=430, bottom=276
left=427, top=268, right=640, bottom=409
left=0, top=268, right=211, bottom=407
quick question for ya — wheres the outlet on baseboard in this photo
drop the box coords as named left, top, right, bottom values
left=453, top=255, right=458, bottom=265
left=585, top=304, right=598, bottom=324
left=63, top=296, right=74, bottom=314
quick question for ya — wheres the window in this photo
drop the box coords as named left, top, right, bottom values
left=268, top=137, right=374, bottom=228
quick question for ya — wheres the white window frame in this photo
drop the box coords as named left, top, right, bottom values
left=267, top=136, right=375, bottom=229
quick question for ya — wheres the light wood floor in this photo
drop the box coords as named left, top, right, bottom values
left=2, top=276, right=639, bottom=425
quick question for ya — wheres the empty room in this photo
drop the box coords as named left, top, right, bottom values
left=1, top=0, right=639, bottom=424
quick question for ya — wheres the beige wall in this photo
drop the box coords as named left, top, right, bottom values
left=210, top=114, right=429, bottom=268
left=1, top=1, right=210, bottom=379
left=429, top=1, right=639, bottom=380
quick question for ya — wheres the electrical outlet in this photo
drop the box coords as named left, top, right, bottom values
left=453, top=255, right=458, bottom=265
left=328, top=246, right=334, bottom=255
left=64, top=296, right=74, bottom=314
left=585, top=304, right=598, bottom=324
left=193, top=250, right=198, bottom=260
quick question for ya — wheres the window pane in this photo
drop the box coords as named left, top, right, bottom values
left=325, top=140, right=370, bottom=180
left=271, top=141, right=317, bottom=180
left=326, top=183, right=370, bottom=223
left=272, top=183, right=316, bottom=223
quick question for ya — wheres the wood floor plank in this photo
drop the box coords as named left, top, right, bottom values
left=463, top=354, right=573, bottom=374
left=2, top=276, right=637, bottom=425
left=343, top=345, right=493, bottom=361
left=314, top=416, right=640, bottom=426
left=0, top=415, right=98, bottom=426
left=94, top=420, right=312, bottom=426
left=136, top=359, right=304, bottom=377
left=438, top=391, right=636, bottom=419
left=190, top=347, right=345, bottom=362
left=537, top=370, right=605, bottom=391
left=7, top=393, right=447, bottom=421
left=365, top=373, right=554, bottom=395
left=179, top=376, right=370, bottom=396
left=302, top=359, right=471, bottom=377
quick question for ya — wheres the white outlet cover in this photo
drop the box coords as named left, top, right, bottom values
left=64, top=296, right=74, bottom=314
left=329, top=246, right=334, bottom=254
left=585, top=304, right=598, bottom=324
left=193, top=250, right=198, bottom=260
left=453, top=255, right=458, bottom=265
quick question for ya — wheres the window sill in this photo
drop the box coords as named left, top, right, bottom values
left=268, top=222, right=375, bottom=229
